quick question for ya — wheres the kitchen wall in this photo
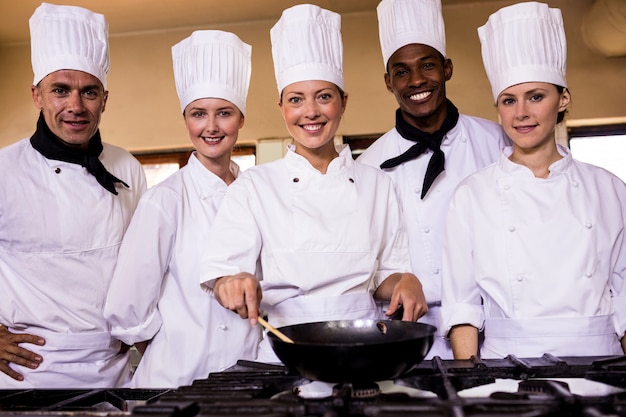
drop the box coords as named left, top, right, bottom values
left=0, top=0, right=624, bottom=151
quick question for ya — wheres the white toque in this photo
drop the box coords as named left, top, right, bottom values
left=172, top=30, right=252, bottom=114
left=270, top=4, right=343, bottom=95
left=377, top=0, right=447, bottom=69
left=30, top=2, right=110, bottom=88
left=478, top=1, right=567, bottom=102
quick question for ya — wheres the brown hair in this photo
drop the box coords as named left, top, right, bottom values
left=555, top=85, right=569, bottom=124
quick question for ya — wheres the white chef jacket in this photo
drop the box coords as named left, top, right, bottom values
left=358, top=114, right=508, bottom=358
left=200, top=144, right=411, bottom=361
left=440, top=145, right=626, bottom=358
left=0, top=137, right=146, bottom=388
left=104, top=154, right=261, bottom=388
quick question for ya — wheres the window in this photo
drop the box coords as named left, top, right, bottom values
left=133, top=145, right=256, bottom=188
left=568, top=124, right=626, bottom=182
left=343, top=134, right=383, bottom=159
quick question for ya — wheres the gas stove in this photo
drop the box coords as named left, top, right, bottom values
left=1, top=355, right=625, bottom=416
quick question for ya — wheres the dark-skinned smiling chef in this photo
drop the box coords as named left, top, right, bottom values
left=357, top=0, right=510, bottom=360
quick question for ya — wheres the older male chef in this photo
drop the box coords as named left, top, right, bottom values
left=0, top=3, right=146, bottom=387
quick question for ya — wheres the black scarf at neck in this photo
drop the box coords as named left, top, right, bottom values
left=30, top=112, right=128, bottom=195
left=380, top=99, right=460, bottom=199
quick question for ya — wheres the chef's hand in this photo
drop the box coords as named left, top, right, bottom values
left=0, top=324, right=45, bottom=381
left=375, top=273, right=428, bottom=321
left=213, top=273, right=262, bottom=326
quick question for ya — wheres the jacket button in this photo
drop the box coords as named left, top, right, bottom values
left=54, top=168, right=61, bottom=174
left=219, top=323, right=228, bottom=330
left=293, top=178, right=299, bottom=183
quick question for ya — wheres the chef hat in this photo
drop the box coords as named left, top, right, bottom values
left=478, top=1, right=567, bottom=102
left=270, top=4, right=343, bottom=94
left=172, top=30, right=252, bottom=115
left=30, top=2, right=110, bottom=88
left=377, top=0, right=446, bottom=69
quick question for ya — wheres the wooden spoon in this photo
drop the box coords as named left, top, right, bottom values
left=257, top=316, right=295, bottom=344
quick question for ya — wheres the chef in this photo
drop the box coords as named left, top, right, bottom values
left=357, top=0, right=509, bottom=359
left=441, top=1, right=626, bottom=359
left=0, top=3, right=146, bottom=387
left=104, top=30, right=261, bottom=388
left=200, top=3, right=426, bottom=363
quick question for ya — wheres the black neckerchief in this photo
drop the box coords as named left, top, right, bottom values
left=380, top=99, right=460, bottom=199
left=30, top=112, right=128, bottom=195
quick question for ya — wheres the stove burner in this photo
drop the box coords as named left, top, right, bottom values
left=518, top=379, right=571, bottom=395
left=1, top=355, right=625, bottom=417
left=292, top=380, right=334, bottom=398
left=332, top=382, right=380, bottom=399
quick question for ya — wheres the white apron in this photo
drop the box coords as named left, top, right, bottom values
left=482, top=315, right=622, bottom=359
left=0, top=327, right=130, bottom=388
left=256, top=292, right=379, bottom=363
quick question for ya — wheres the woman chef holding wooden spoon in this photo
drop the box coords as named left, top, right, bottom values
left=200, top=3, right=427, bottom=362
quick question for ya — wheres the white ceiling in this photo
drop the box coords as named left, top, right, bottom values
left=0, top=0, right=503, bottom=45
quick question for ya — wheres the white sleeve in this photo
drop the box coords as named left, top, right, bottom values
left=200, top=177, right=263, bottom=290
left=373, top=176, right=411, bottom=287
left=104, top=189, right=176, bottom=345
left=440, top=182, right=485, bottom=336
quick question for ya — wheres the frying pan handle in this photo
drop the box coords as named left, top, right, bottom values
left=387, top=305, right=404, bottom=321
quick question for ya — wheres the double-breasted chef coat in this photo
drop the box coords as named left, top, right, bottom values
left=104, top=154, right=261, bottom=388
left=0, top=137, right=146, bottom=388
left=201, top=144, right=412, bottom=363
left=358, top=114, right=509, bottom=358
left=440, top=145, right=626, bottom=358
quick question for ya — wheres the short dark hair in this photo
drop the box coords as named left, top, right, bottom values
left=385, top=48, right=446, bottom=74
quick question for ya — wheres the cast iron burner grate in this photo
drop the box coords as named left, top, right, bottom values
left=0, top=388, right=167, bottom=413
left=1, top=355, right=626, bottom=417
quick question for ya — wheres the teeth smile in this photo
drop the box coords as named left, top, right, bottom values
left=410, top=91, right=431, bottom=101
left=302, top=124, right=323, bottom=131
left=203, top=137, right=222, bottom=143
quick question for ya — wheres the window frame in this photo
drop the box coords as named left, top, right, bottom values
left=132, top=144, right=256, bottom=169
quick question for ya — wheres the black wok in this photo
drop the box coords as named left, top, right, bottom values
left=267, top=319, right=436, bottom=383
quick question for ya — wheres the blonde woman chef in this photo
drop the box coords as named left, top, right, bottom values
left=200, top=3, right=426, bottom=363
left=441, top=1, right=626, bottom=359
left=104, top=30, right=261, bottom=387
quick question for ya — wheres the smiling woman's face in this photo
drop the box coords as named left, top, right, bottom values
left=184, top=97, right=244, bottom=168
left=496, top=82, right=570, bottom=152
left=279, top=80, right=347, bottom=156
